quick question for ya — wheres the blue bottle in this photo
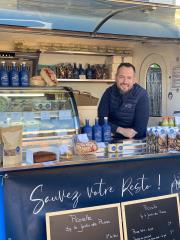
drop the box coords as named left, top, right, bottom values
left=19, top=62, right=29, bottom=87
left=102, top=117, right=111, bottom=143
left=9, top=62, right=20, bottom=87
left=82, top=119, right=92, bottom=140
left=0, top=61, right=9, bottom=87
left=86, top=64, right=93, bottom=79
left=73, top=63, right=79, bottom=79
left=79, top=64, right=85, bottom=76
left=92, top=118, right=102, bottom=142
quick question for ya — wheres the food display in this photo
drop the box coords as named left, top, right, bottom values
left=0, top=87, right=80, bottom=165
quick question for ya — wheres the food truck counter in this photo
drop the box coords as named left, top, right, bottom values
left=0, top=151, right=180, bottom=240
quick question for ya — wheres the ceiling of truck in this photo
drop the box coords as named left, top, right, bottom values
left=0, top=0, right=179, bottom=39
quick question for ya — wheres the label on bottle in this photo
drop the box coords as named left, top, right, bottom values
left=20, top=75, right=29, bottom=87
left=86, top=68, right=93, bottom=79
left=93, top=128, right=102, bottom=142
left=103, top=129, right=111, bottom=142
left=83, top=126, right=92, bottom=140
left=1, top=74, right=9, bottom=87
left=79, top=74, right=86, bottom=79
left=11, top=73, right=19, bottom=87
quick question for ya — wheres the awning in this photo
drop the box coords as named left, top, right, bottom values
left=0, top=0, right=179, bottom=39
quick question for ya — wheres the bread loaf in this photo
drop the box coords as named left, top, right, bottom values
left=33, top=151, right=57, bottom=163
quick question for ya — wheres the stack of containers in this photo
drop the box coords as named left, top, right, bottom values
left=146, top=126, right=180, bottom=153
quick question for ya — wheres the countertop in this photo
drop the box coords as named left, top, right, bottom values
left=0, top=151, right=180, bottom=173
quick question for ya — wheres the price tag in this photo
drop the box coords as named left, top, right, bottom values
left=0, top=112, right=7, bottom=122
left=59, top=110, right=72, bottom=120
left=41, top=111, right=50, bottom=120
left=23, top=112, right=35, bottom=121
left=11, top=112, right=22, bottom=121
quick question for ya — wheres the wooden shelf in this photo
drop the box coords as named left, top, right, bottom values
left=57, top=79, right=115, bottom=83
left=43, top=50, right=118, bottom=56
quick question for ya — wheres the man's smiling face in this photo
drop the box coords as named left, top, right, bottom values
left=115, top=66, right=136, bottom=93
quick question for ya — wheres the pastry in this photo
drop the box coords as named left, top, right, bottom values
left=75, top=141, right=98, bottom=154
left=40, top=68, right=57, bottom=86
left=30, top=76, right=46, bottom=87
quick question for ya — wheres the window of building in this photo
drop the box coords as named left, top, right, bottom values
left=146, top=63, right=162, bottom=117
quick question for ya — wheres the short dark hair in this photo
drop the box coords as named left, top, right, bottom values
left=117, top=62, right=136, bottom=73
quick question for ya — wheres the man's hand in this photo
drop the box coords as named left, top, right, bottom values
left=116, top=127, right=137, bottom=139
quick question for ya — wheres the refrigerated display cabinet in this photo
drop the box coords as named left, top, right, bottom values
left=0, top=86, right=80, bottom=148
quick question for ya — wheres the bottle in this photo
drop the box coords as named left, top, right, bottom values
left=102, top=64, right=109, bottom=79
left=0, top=61, right=9, bottom=87
left=92, top=118, right=102, bottom=142
left=161, top=116, right=168, bottom=126
left=9, top=62, right=20, bottom=87
left=168, top=116, right=175, bottom=127
left=91, top=65, right=96, bottom=79
left=102, top=117, right=111, bottom=143
left=86, top=64, right=93, bottom=79
left=73, top=63, right=79, bottom=79
left=19, top=62, right=29, bottom=87
left=78, top=64, right=85, bottom=76
left=82, top=119, right=92, bottom=140
left=66, top=63, right=74, bottom=79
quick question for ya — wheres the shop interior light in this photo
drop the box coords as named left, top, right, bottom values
left=175, top=8, right=180, bottom=26
left=176, top=0, right=180, bottom=6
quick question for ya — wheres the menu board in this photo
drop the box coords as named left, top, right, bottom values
left=46, top=204, right=123, bottom=240
left=121, top=194, right=180, bottom=240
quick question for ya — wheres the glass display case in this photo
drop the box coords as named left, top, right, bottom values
left=0, top=86, right=80, bottom=148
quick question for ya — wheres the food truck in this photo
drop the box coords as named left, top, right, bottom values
left=0, top=0, right=180, bottom=239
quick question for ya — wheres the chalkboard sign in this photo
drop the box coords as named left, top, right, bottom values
left=121, top=194, right=180, bottom=240
left=46, top=203, right=123, bottom=240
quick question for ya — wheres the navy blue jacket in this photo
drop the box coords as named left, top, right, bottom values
left=98, top=83, right=149, bottom=139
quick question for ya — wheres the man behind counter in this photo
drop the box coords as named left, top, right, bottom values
left=98, top=62, right=149, bottom=139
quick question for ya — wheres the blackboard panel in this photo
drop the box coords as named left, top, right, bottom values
left=46, top=203, right=123, bottom=240
left=121, top=194, right=180, bottom=240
